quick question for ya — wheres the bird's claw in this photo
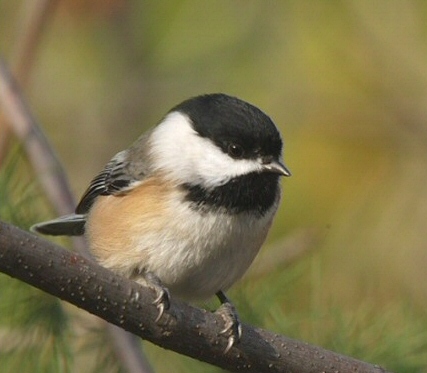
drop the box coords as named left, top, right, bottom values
left=219, top=321, right=242, bottom=355
left=216, top=299, right=242, bottom=354
left=141, top=271, right=170, bottom=322
left=152, top=286, right=170, bottom=322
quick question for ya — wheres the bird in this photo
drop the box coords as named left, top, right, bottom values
left=31, top=93, right=291, bottom=353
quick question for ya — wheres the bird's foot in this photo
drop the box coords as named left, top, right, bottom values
left=216, top=291, right=242, bottom=354
left=144, top=272, right=171, bottom=322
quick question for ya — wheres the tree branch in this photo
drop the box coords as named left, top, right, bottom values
left=0, top=220, right=392, bottom=373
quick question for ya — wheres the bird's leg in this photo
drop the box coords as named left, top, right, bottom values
left=215, top=290, right=242, bottom=353
left=132, top=269, right=170, bottom=322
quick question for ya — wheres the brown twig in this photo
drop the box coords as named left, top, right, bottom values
left=12, top=0, right=60, bottom=85
left=0, top=220, right=393, bottom=373
left=0, top=58, right=77, bottom=217
left=0, top=0, right=60, bottom=165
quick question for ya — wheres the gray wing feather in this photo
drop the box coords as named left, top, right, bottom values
left=32, top=133, right=151, bottom=236
left=76, top=133, right=151, bottom=214
left=76, top=151, right=130, bottom=214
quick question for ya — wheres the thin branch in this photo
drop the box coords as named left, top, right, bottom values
left=0, top=0, right=60, bottom=165
left=12, top=0, right=60, bottom=85
left=0, top=220, right=393, bottom=373
left=0, top=58, right=77, bottom=218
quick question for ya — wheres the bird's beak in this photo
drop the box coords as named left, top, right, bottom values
left=263, top=159, right=291, bottom=177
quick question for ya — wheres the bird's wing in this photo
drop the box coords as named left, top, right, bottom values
left=31, top=133, right=151, bottom=236
left=31, top=150, right=145, bottom=236
left=76, top=134, right=151, bottom=214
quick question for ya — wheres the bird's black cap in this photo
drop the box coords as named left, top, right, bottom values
left=171, top=93, right=283, bottom=161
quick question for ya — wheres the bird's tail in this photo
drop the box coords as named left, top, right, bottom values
left=31, top=214, right=86, bottom=236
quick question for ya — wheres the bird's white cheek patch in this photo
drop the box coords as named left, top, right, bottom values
left=149, top=112, right=262, bottom=187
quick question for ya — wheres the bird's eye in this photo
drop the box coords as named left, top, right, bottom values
left=227, top=143, right=244, bottom=159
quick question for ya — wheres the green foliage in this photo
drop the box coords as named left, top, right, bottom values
left=0, top=278, right=72, bottom=373
left=239, top=255, right=427, bottom=373
left=0, top=148, right=73, bottom=373
left=0, top=148, right=41, bottom=229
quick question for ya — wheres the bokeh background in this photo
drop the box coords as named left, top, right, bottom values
left=1, top=1, right=427, bottom=372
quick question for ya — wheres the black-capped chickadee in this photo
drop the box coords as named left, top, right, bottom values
left=32, top=93, right=291, bottom=352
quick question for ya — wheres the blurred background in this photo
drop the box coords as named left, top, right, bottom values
left=1, top=1, right=427, bottom=372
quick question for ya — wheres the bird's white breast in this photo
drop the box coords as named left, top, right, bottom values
left=141, top=194, right=278, bottom=300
